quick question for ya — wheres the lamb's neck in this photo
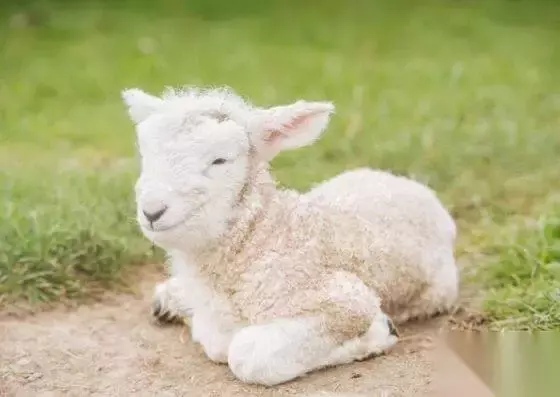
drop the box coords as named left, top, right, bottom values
left=182, top=167, right=301, bottom=268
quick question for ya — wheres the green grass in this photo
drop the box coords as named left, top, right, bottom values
left=1, top=0, right=559, bottom=327
left=476, top=198, right=560, bottom=330
left=0, top=159, right=153, bottom=303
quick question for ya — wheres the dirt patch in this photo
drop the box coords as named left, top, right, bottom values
left=0, top=268, right=490, bottom=397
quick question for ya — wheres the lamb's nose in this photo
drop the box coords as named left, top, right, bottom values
left=143, top=207, right=167, bottom=223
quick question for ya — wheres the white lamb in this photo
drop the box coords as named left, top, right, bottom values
left=121, top=86, right=459, bottom=386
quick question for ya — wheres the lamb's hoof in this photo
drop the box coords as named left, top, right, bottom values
left=151, top=299, right=182, bottom=324
left=151, top=283, right=182, bottom=325
left=387, top=317, right=400, bottom=337
left=355, top=317, right=399, bottom=362
left=357, top=313, right=400, bottom=361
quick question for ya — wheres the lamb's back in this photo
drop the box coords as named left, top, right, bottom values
left=305, top=168, right=456, bottom=247
left=303, top=168, right=457, bottom=306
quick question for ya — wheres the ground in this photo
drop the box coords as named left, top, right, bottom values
left=1, top=265, right=494, bottom=397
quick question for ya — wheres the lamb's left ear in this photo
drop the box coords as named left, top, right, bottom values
left=250, top=100, right=335, bottom=160
left=121, top=88, right=164, bottom=124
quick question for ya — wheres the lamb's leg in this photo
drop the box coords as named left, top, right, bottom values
left=227, top=271, right=399, bottom=386
left=190, top=311, right=240, bottom=364
left=151, top=277, right=193, bottom=324
left=227, top=311, right=398, bottom=386
left=391, top=258, right=459, bottom=324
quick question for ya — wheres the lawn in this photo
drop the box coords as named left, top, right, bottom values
left=1, top=0, right=559, bottom=328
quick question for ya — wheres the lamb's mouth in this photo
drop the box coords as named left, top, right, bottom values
left=144, top=219, right=186, bottom=233
left=139, top=204, right=206, bottom=233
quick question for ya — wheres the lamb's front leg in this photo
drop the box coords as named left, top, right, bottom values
left=227, top=272, right=399, bottom=386
left=151, top=277, right=193, bottom=324
left=190, top=310, right=240, bottom=364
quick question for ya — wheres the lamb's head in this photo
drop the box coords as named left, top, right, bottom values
left=121, top=86, right=334, bottom=250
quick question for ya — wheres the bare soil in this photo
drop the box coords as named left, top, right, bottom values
left=0, top=267, right=493, bottom=397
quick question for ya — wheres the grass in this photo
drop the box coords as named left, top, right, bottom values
left=476, top=198, right=560, bottom=330
left=0, top=0, right=559, bottom=328
left=0, top=159, right=152, bottom=303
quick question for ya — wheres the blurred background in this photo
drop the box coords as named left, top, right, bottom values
left=0, top=0, right=559, bottom=331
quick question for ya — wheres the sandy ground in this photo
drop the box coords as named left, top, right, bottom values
left=0, top=268, right=493, bottom=397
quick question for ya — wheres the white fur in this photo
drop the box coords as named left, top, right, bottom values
left=122, top=85, right=459, bottom=386
left=227, top=312, right=397, bottom=386
left=122, top=88, right=164, bottom=124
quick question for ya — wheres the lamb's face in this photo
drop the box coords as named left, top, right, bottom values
left=133, top=108, right=251, bottom=250
left=122, top=86, right=335, bottom=251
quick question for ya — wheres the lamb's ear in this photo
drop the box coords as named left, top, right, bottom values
left=250, top=100, right=335, bottom=160
left=121, top=88, right=164, bottom=124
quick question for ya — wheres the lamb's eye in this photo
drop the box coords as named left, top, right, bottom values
left=211, top=158, right=228, bottom=165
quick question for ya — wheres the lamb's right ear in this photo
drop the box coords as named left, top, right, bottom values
left=121, top=88, right=164, bottom=124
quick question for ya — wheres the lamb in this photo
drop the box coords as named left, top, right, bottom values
left=121, top=85, right=459, bottom=386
